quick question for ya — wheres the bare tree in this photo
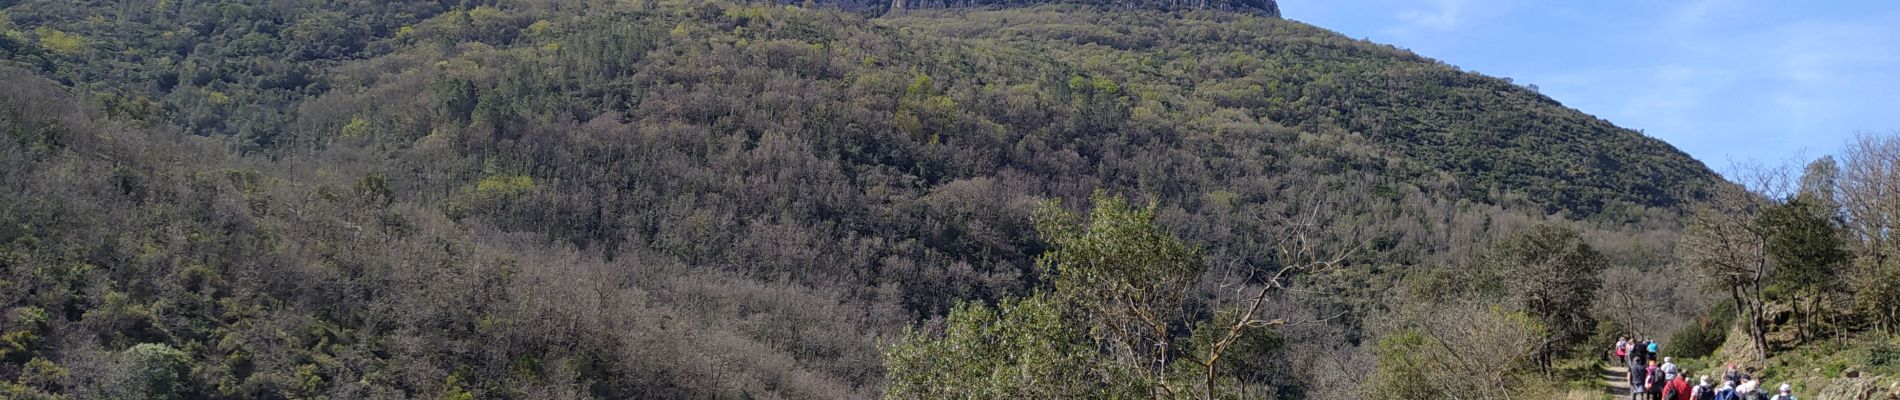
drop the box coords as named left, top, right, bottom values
left=1363, top=300, right=1549, bottom=400
left=1678, top=162, right=1789, bottom=362
left=1838, top=132, right=1900, bottom=330
left=1196, top=197, right=1364, bottom=400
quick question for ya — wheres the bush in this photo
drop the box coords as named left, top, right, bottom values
left=1868, top=341, right=1899, bottom=367
left=1667, top=301, right=1735, bottom=359
left=1582, top=316, right=1625, bottom=360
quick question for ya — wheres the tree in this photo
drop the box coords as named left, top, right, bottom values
left=1187, top=194, right=1358, bottom=400
left=1680, top=182, right=1775, bottom=362
left=1838, top=133, right=1900, bottom=330
left=122, top=343, right=189, bottom=400
left=886, top=191, right=1338, bottom=400
left=1478, top=224, right=1606, bottom=373
left=1033, top=192, right=1207, bottom=398
left=1365, top=304, right=1548, bottom=400
left=883, top=293, right=1130, bottom=399
left=1799, top=156, right=1841, bottom=209
left=1758, top=193, right=1847, bottom=340
left=885, top=192, right=1203, bottom=399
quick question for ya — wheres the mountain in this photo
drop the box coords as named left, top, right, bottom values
left=819, top=0, right=1280, bottom=16
left=0, top=1, right=1720, bottom=398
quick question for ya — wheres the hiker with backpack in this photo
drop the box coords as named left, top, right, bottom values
left=1770, top=383, right=1795, bottom=400
left=1662, top=369, right=1693, bottom=400
left=1630, top=355, right=1650, bottom=400
left=1647, top=360, right=1667, bottom=400
left=1735, top=379, right=1763, bottom=400
left=1713, top=379, right=1737, bottom=400
left=1691, top=375, right=1714, bottom=400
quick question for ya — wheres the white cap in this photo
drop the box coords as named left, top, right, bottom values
left=1664, top=357, right=1672, bottom=363
left=1779, top=383, right=1792, bottom=392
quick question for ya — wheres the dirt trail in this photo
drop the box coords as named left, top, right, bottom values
left=1565, top=362, right=1632, bottom=400
left=1604, top=363, right=1631, bottom=398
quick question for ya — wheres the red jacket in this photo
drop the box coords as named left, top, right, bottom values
left=1661, top=377, right=1693, bottom=400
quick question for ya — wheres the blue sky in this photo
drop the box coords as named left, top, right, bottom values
left=1282, top=0, right=1900, bottom=171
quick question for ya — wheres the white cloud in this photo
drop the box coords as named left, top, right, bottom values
left=1380, top=0, right=1512, bottom=39
left=1395, top=0, right=1469, bottom=31
left=1671, top=0, right=1732, bottom=27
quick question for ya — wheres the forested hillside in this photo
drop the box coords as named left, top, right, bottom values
left=1, top=1, right=1723, bottom=398
left=819, top=0, right=1279, bottom=16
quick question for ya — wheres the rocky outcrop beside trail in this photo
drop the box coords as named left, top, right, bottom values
left=1814, top=374, right=1900, bottom=400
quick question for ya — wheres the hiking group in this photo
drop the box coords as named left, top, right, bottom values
left=1614, top=337, right=1796, bottom=400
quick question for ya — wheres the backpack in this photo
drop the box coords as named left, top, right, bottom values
left=1693, top=385, right=1713, bottom=400
left=1713, top=388, right=1735, bottom=400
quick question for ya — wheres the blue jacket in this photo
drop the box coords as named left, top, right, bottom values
left=1712, top=388, right=1736, bottom=400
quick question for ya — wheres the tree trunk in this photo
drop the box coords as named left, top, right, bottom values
left=1748, top=279, right=1770, bottom=362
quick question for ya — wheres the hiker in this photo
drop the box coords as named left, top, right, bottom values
left=1647, top=340, right=1661, bottom=360
left=1647, top=360, right=1667, bottom=400
left=1734, top=379, right=1762, bottom=400
left=1713, top=379, right=1737, bottom=400
left=1662, top=369, right=1692, bottom=400
left=1692, top=375, right=1714, bottom=400
left=1662, top=357, right=1680, bottom=379
left=1616, top=337, right=1630, bottom=363
left=1722, top=364, right=1743, bottom=385
left=1630, top=355, right=1650, bottom=400
left=1770, top=383, right=1795, bottom=400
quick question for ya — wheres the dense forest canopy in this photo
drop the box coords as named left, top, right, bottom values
left=0, top=0, right=1729, bottom=398
left=814, top=0, right=1280, bottom=16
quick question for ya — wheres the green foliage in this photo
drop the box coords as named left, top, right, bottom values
left=31, top=27, right=84, bottom=56
left=888, top=193, right=1223, bottom=398
left=1034, top=192, right=1205, bottom=345
left=1667, top=301, right=1735, bottom=359
left=1485, top=225, right=1606, bottom=361
left=1759, top=194, right=1848, bottom=295
left=124, top=343, right=190, bottom=400
left=883, top=294, right=1128, bottom=399
left=1869, top=340, right=1899, bottom=368
left=1, top=306, right=49, bottom=363
left=338, top=116, right=371, bottom=139
left=1365, top=306, right=1549, bottom=400
left=355, top=172, right=393, bottom=206
left=1367, top=330, right=1438, bottom=396
left=0, top=0, right=1731, bottom=397
left=1424, top=224, right=1606, bottom=367
left=1182, top=310, right=1298, bottom=397
left=474, top=174, right=535, bottom=197
left=16, top=357, right=68, bottom=394
left=441, top=374, right=476, bottom=400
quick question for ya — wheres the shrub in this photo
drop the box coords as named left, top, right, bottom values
left=1667, top=301, right=1735, bottom=359
left=1868, top=340, right=1898, bottom=367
